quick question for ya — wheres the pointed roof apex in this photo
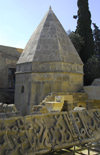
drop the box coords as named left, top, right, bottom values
left=49, top=6, right=52, bottom=10
left=48, top=6, right=53, bottom=14
left=18, top=8, right=83, bottom=67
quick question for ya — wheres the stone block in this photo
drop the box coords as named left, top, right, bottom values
left=84, top=86, right=100, bottom=100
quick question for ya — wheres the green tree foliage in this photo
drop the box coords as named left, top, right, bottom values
left=84, top=24, right=100, bottom=85
left=68, top=32, right=84, bottom=55
left=84, top=55, right=100, bottom=85
left=76, top=0, right=94, bottom=63
left=93, top=23, right=100, bottom=56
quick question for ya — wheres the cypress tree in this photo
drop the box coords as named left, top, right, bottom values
left=68, top=32, right=84, bottom=54
left=93, top=23, right=100, bottom=56
left=76, top=0, right=94, bottom=63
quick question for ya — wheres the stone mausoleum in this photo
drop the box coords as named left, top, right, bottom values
left=1, top=7, right=100, bottom=155
left=15, top=7, right=83, bottom=115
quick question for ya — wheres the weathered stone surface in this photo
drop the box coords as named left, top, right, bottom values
left=15, top=72, right=83, bottom=115
left=0, top=109, right=100, bottom=154
left=0, top=45, right=22, bottom=88
left=0, top=45, right=23, bottom=103
left=0, top=103, right=17, bottom=113
left=0, top=45, right=22, bottom=58
left=84, top=79, right=100, bottom=100
left=92, top=78, right=100, bottom=86
left=17, top=8, right=83, bottom=68
left=0, top=103, right=20, bottom=118
left=15, top=8, right=83, bottom=115
left=40, top=92, right=88, bottom=112
left=0, top=45, right=23, bottom=89
left=84, top=86, right=100, bottom=100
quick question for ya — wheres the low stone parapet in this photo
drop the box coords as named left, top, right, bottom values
left=0, top=109, right=100, bottom=154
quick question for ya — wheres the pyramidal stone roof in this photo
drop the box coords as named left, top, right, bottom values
left=17, top=7, right=83, bottom=67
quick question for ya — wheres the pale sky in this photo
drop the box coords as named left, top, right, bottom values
left=0, top=0, right=99, bottom=49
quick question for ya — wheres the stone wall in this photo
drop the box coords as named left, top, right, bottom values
left=0, top=45, right=23, bottom=103
left=15, top=72, right=83, bottom=115
left=0, top=45, right=23, bottom=89
left=0, top=109, right=100, bottom=154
